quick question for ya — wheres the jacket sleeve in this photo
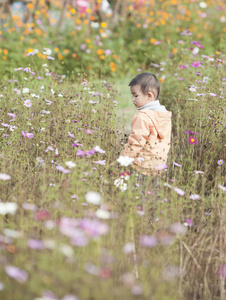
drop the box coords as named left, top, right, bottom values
left=121, top=113, right=153, bottom=158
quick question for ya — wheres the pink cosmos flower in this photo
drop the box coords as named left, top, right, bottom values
left=22, top=131, right=34, bottom=138
left=174, top=187, right=185, bottom=196
left=27, top=239, right=44, bottom=250
left=156, top=164, right=168, bottom=170
left=94, top=160, right=106, bottom=165
left=191, top=61, right=200, bottom=67
left=188, top=136, right=197, bottom=144
left=218, top=265, right=226, bottom=279
left=35, top=209, right=50, bottom=221
left=5, top=266, right=28, bottom=283
left=139, top=235, right=157, bottom=247
left=68, top=131, right=75, bottom=138
left=174, top=162, right=182, bottom=167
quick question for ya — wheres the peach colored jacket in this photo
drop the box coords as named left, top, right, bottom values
left=121, top=109, right=172, bottom=176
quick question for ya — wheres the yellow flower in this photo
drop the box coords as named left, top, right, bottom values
left=86, top=39, right=91, bottom=44
left=100, top=55, right=105, bottom=60
left=101, top=22, right=107, bottom=28
left=2, top=56, right=7, bottom=61
left=54, top=47, right=59, bottom=52
left=63, top=49, right=69, bottom=54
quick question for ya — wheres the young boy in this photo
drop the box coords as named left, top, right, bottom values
left=121, top=73, right=171, bottom=176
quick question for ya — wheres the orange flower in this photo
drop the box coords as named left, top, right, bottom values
left=100, top=55, right=105, bottom=60
left=96, top=49, right=104, bottom=55
left=150, top=38, right=156, bottom=44
left=72, top=53, right=77, bottom=58
left=36, top=28, right=42, bottom=35
left=3, top=49, right=8, bottom=55
left=57, top=53, right=64, bottom=60
left=27, top=3, right=34, bottom=10
left=63, top=49, right=69, bottom=54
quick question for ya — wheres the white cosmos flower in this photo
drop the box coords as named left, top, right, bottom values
left=117, top=155, right=134, bottom=167
left=65, top=161, right=76, bottom=168
left=43, top=48, right=52, bottom=56
left=192, top=47, right=199, bottom=55
left=199, top=2, right=207, bottom=8
left=0, top=202, right=18, bottom=215
left=85, top=191, right=101, bottom=205
left=0, top=173, right=11, bottom=181
left=22, top=88, right=29, bottom=94
left=189, top=194, right=201, bottom=200
left=96, top=209, right=110, bottom=219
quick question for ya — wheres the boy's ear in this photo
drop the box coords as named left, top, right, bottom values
left=147, top=91, right=155, bottom=100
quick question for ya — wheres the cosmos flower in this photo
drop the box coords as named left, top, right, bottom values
left=117, top=156, right=134, bottom=167
left=24, top=100, right=32, bottom=107
left=217, top=159, right=224, bottom=165
left=0, top=173, right=11, bottom=180
left=139, top=235, right=157, bottom=247
left=174, top=187, right=185, bottom=196
left=5, top=266, right=28, bottom=283
left=218, top=185, right=226, bottom=192
left=188, top=136, right=197, bottom=144
left=85, top=191, right=101, bottom=205
left=22, top=131, right=34, bottom=138
left=191, top=62, right=200, bottom=67
left=189, top=194, right=201, bottom=200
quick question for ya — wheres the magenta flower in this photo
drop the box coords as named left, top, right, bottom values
left=5, top=266, right=28, bottom=283
left=22, top=131, right=34, bottom=138
left=72, top=143, right=83, bottom=147
left=139, top=235, right=157, bottom=247
left=191, top=61, right=200, bottom=67
left=185, top=218, right=193, bottom=227
left=188, top=136, right=197, bottom=144
left=179, top=65, right=188, bottom=69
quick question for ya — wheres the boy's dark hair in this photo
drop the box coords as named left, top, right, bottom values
left=129, top=73, right=160, bottom=99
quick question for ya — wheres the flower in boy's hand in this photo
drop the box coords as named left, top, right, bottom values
left=117, top=156, right=134, bottom=167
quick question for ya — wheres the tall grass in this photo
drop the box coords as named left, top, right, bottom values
left=0, top=40, right=225, bottom=300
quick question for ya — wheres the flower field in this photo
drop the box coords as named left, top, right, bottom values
left=0, top=1, right=226, bottom=300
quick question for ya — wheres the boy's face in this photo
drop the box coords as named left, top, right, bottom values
left=130, top=85, right=154, bottom=108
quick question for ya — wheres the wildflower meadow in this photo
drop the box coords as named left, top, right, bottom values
left=0, top=1, right=225, bottom=300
